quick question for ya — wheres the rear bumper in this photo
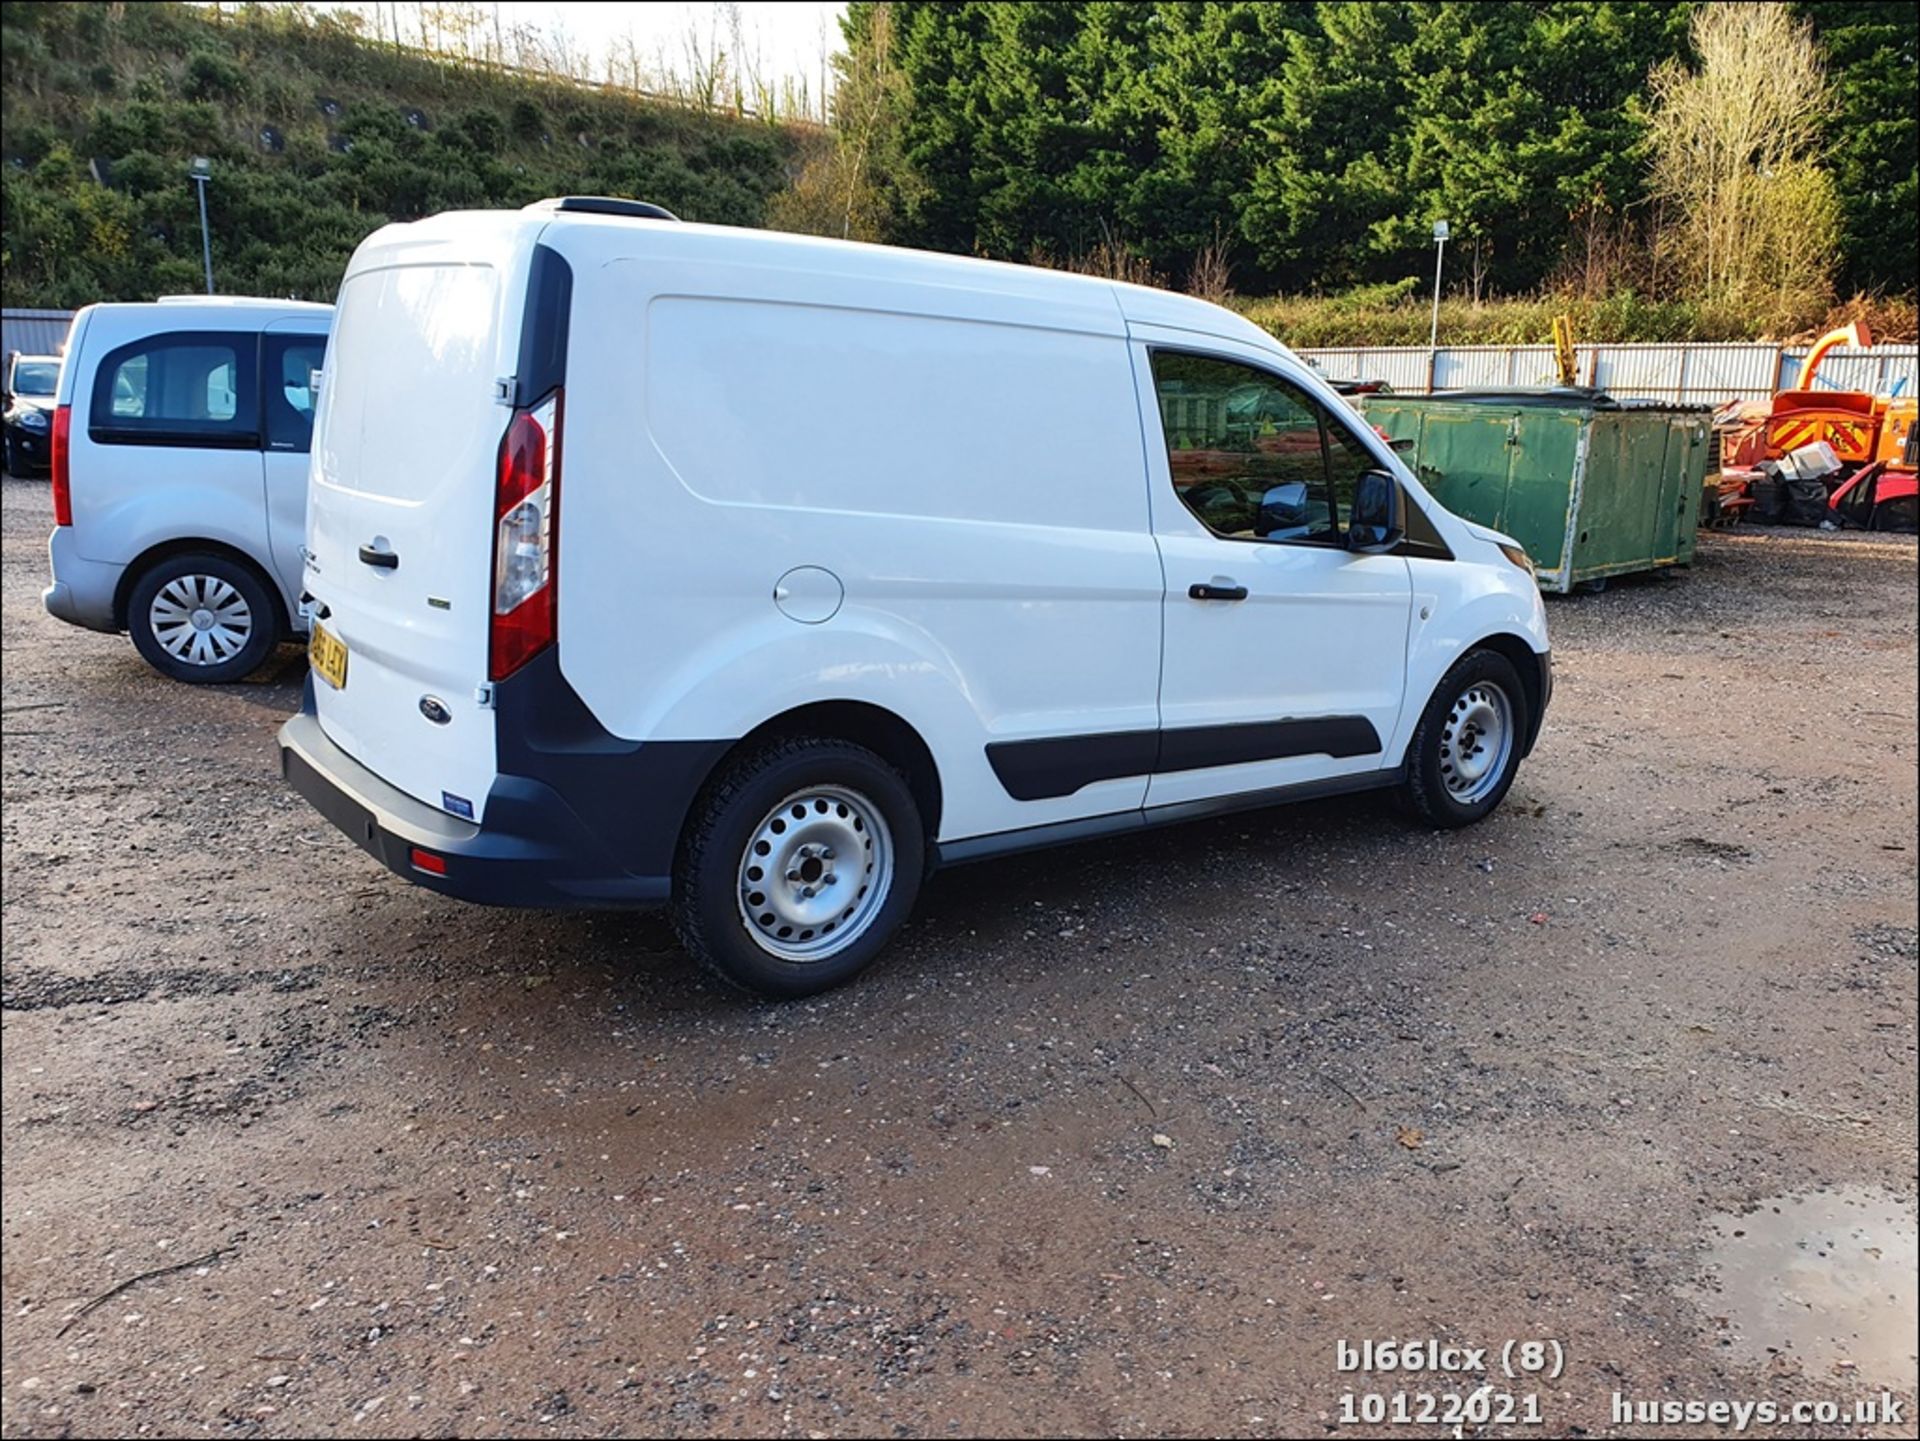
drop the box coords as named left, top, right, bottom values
left=278, top=698, right=671, bottom=908
left=42, top=527, right=121, bottom=633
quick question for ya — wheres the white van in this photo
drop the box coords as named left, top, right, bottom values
left=43, top=297, right=332, bottom=681
left=281, top=198, right=1552, bottom=997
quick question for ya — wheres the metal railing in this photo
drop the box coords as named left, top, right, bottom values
left=1299, top=342, right=1919, bottom=404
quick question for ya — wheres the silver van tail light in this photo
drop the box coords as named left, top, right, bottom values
left=489, top=389, right=561, bottom=680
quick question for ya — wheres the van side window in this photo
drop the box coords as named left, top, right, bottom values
left=264, top=335, right=326, bottom=454
left=89, top=331, right=258, bottom=448
left=1150, top=351, right=1378, bottom=545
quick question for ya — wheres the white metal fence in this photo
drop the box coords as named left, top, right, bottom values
left=1299, top=342, right=1919, bottom=405
left=2, top=309, right=76, bottom=371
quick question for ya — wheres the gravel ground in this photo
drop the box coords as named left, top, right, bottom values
left=2, top=470, right=1915, bottom=1439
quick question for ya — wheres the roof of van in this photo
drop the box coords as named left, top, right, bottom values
left=153, top=295, right=334, bottom=312
left=353, top=204, right=1287, bottom=357
left=75, top=297, right=333, bottom=334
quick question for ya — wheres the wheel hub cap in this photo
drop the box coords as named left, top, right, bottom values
left=738, top=785, right=893, bottom=962
left=149, top=574, right=254, bottom=667
left=1440, top=682, right=1514, bottom=804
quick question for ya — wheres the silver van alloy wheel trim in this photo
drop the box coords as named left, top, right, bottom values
left=149, top=574, right=254, bottom=666
left=738, top=784, right=894, bottom=962
left=1440, top=680, right=1514, bottom=804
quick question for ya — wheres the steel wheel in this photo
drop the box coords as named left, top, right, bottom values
left=148, top=573, right=256, bottom=667
left=737, top=784, right=894, bottom=962
left=1439, top=680, right=1514, bottom=804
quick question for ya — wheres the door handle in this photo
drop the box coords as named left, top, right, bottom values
left=358, top=544, right=399, bottom=570
left=1189, top=581, right=1248, bottom=602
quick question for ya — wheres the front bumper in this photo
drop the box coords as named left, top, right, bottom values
left=5, top=421, right=51, bottom=474
left=278, top=695, right=671, bottom=908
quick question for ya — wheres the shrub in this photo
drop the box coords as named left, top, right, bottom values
left=455, top=108, right=506, bottom=156
left=508, top=97, right=545, bottom=143
left=183, top=50, right=250, bottom=103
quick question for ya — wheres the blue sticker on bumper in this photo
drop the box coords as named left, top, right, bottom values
left=441, top=792, right=475, bottom=820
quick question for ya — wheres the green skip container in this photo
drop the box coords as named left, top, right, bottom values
left=1360, top=387, right=1711, bottom=593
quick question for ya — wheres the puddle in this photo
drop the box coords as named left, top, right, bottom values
left=1684, top=1186, right=1918, bottom=1390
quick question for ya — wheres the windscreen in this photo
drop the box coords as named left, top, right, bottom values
left=317, top=262, right=501, bottom=502
left=11, top=360, right=58, bottom=397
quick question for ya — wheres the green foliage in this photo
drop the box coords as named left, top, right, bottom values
left=866, top=0, right=1903, bottom=316
left=1237, top=286, right=1714, bottom=347
left=455, top=107, right=506, bottom=157
left=0, top=0, right=802, bottom=307
left=508, top=98, right=545, bottom=143
left=183, top=50, right=250, bottom=104
left=1801, top=2, right=1919, bottom=297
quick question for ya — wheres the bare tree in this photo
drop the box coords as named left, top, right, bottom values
left=1186, top=224, right=1234, bottom=305
left=767, top=2, right=917, bottom=240
left=1647, top=3, right=1840, bottom=332
left=834, top=1, right=904, bottom=236
left=674, top=5, right=730, bottom=113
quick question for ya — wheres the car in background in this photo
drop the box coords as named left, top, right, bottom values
left=4, top=353, right=62, bottom=476
left=42, top=296, right=332, bottom=682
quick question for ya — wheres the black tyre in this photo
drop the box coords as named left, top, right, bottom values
left=126, top=552, right=282, bottom=683
left=670, top=737, right=925, bottom=998
left=1400, top=649, right=1529, bottom=828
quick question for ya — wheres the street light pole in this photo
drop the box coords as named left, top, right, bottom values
left=1428, top=218, right=1450, bottom=351
left=189, top=156, right=214, bottom=295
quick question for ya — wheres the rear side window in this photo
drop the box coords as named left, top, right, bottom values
left=88, top=331, right=257, bottom=447
left=264, top=334, right=326, bottom=454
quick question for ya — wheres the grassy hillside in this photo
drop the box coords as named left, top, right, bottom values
left=0, top=2, right=802, bottom=307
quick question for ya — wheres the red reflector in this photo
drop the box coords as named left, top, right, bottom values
left=51, top=404, right=73, bottom=526
left=409, top=847, right=447, bottom=876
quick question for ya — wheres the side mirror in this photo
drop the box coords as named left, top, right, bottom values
left=1257, top=481, right=1312, bottom=538
left=1348, top=469, right=1405, bottom=552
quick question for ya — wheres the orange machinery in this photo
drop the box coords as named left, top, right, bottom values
left=1826, top=392, right=1917, bottom=531
left=1719, top=322, right=1890, bottom=471
left=1714, top=323, right=1911, bottom=524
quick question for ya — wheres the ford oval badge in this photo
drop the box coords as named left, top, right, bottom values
left=419, top=695, right=452, bottom=725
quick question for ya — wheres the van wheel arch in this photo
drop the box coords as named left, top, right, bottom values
left=1465, top=632, right=1545, bottom=756
left=711, top=701, right=944, bottom=849
left=115, top=539, right=292, bottom=638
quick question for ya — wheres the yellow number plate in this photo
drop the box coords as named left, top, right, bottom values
left=309, top=621, right=348, bottom=690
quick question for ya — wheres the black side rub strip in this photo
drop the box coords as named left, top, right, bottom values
left=986, top=730, right=1159, bottom=803
left=986, top=716, right=1382, bottom=801
left=1157, top=716, right=1379, bottom=774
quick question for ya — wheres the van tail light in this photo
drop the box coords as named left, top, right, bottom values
left=489, top=390, right=561, bottom=681
left=50, top=404, right=73, bottom=526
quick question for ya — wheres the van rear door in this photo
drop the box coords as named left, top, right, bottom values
left=305, top=222, right=530, bottom=822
